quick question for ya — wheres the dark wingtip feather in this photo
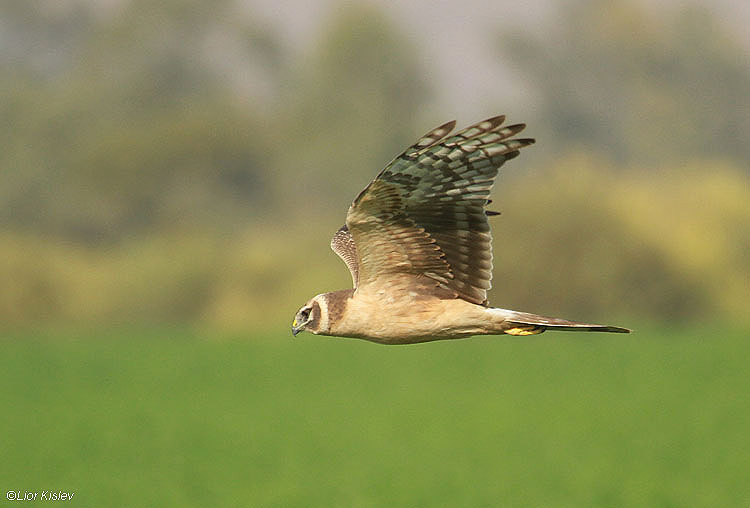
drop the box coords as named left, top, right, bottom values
left=433, top=120, right=456, bottom=137
left=483, top=114, right=506, bottom=126
left=503, top=123, right=527, bottom=136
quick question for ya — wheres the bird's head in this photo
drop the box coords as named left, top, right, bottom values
left=291, top=294, right=327, bottom=337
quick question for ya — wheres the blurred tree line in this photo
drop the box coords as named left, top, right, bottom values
left=500, top=0, right=750, bottom=166
left=1, top=0, right=426, bottom=242
left=1, top=0, right=748, bottom=329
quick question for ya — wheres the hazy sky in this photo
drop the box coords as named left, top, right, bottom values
left=247, top=0, right=749, bottom=121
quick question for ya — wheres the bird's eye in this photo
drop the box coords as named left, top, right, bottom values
left=300, top=309, right=310, bottom=321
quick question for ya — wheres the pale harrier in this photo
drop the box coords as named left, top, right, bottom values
left=292, top=115, right=629, bottom=344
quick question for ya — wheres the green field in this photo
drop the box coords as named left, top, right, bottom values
left=1, top=327, right=748, bottom=507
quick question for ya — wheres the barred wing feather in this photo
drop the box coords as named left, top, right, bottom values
left=342, top=116, right=534, bottom=304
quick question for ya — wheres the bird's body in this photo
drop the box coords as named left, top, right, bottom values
left=309, top=287, right=494, bottom=344
left=292, top=115, right=629, bottom=344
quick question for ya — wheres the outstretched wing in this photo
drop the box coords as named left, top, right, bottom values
left=344, top=115, right=534, bottom=304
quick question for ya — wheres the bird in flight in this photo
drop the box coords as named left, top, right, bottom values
left=292, top=115, right=630, bottom=344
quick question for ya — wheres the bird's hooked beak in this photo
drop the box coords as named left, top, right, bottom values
left=291, top=319, right=303, bottom=337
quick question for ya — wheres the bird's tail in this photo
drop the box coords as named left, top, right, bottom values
left=488, top=308, right=630, bottom=335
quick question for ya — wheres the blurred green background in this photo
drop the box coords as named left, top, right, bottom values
left=1, top=0, right=749, bottom=506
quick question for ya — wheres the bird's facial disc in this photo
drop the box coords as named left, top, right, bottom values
left=292, top=305, right=312, bottom=336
